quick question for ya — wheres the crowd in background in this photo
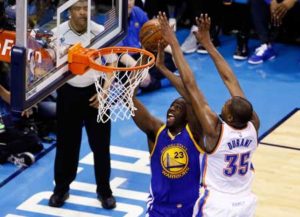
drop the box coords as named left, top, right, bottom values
left=0, top=0, right=299, bottom=167
left=137, top=0, right=300, bottom=63
left=0, top=0, right=298, bottom=215
left=0, top=0, right=57, bottom=167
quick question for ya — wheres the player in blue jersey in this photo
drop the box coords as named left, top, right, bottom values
left=157, top=12, right=260, bottom=217
left=131, top=44, right=205, bottom=216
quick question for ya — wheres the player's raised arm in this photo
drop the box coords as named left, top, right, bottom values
left=194, top=14, right=260, bottom=130
left=194, top=14, right=244, bottom=98
left=157, top=12, right=220, bottom=152
left=155, top=41, right=189, bottom=100
left=130, top=52, right=164, bottom=152
left=156, top=40, right=203, bottom=144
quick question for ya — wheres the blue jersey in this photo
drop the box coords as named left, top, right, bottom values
left=120, top=6, right=148, bottom=48
left=147, top=125, right=203, bottom=216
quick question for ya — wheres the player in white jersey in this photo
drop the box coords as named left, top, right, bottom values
left=157, top=13, right=260, bottom=217
left=194, top=117, right=258, bottom=217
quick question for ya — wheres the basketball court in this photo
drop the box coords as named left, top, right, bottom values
left=1, top=0, right=300, bottom=216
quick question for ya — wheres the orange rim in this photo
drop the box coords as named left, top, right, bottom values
left=88, top=46, right=156, bottom=73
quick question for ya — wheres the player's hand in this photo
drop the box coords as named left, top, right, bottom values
left=157, top=12, right=177, bottom=46
left=194, top=14, right=212, bottom=47
left=89, top=93, right=99, bottom=109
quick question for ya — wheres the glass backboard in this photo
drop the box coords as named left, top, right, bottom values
left=10, top=0, right=127, bottom=112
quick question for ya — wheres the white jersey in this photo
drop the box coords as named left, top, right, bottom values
left=201, top=119, right=258, bottom=194
left=193, top=119, right=258, bottom=217
left=52, top=21, right=116, bottom=87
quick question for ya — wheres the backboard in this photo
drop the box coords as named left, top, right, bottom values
left=10, top=0, right=127, bottom=112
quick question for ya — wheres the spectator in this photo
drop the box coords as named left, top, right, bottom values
left=0, top=0, right=14, bottom=30
left=0, top=1, right=54, bottom=166
left=47, top=0, right=116, bottom=209
left=33, top=0, right=60, bottom=28
left=143, top=0, right=168, bottom=19
left=223, top=0, right=252, bottom=60
left=143, top=0, right=182, bottom=30
left=134, top=0, right=144, bottom=9
left=248, top=0, right=300, bottom=64
left=0, top=62, right=43, bottom=167
left=180, top=0, right=222, bottom=54
left=119, top=0, right=177, bottom=92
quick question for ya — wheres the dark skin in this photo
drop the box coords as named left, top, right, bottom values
left=131, top=41, right=203, bottom=153
left=69, top=1, right=88, bottom=34
left=157, top=12, right=260, bottom=153
left=155, top=41, right=203, bottom=147
left=270, top=0, right=298, bottom=26
left=132, top=97, right=189, bottom=153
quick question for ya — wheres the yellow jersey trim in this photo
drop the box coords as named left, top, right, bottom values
left=186, top=124, right=205, bottom=153
left=150, top=125, right=166, bottom=157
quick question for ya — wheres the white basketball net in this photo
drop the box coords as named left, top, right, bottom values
left=93, top=51, right=153, bottom=123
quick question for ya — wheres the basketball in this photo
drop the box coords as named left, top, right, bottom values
left=139, top=19, right=168, bottom=53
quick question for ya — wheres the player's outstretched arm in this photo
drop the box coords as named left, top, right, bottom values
left=194, top=14, right=260, bottom=130
left=130, top=53, right=163, bottom=151
left=126, top=54, right=164, bottom=152
left=157, top=12, right=220, bottom=152
left=194, top=14, right=244, bottom=98
left=155, top=41, right=189, bottom=100
left=156, top=41, right=204, bottom=145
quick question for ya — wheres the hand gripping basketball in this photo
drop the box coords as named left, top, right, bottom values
left=139, top=19, right=168, bottom=53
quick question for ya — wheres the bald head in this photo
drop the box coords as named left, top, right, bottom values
left=222, top=96, right=253, bottom=128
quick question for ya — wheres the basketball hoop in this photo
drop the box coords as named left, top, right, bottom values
left=68, top=43, right=155, bottom=123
